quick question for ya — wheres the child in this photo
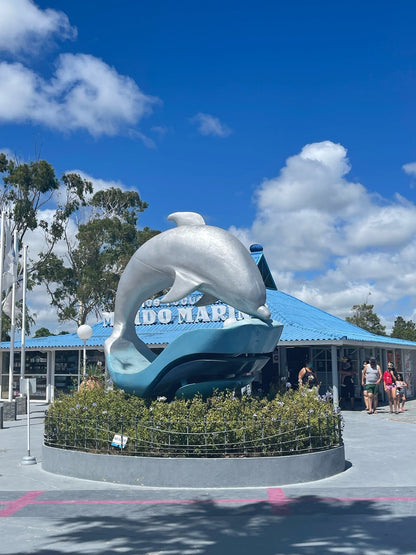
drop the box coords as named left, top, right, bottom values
left=395, top=373, right=408, bottom=412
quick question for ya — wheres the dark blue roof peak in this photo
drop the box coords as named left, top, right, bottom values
left=250, top=243, right=264, bottom=253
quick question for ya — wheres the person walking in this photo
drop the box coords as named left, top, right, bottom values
left=361, top=357, right=382, bottom=414
left=360, top=360, right=370, bottom=411
left=383, top=362, right=397, bottom=413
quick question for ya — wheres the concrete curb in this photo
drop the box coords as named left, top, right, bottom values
left=43, top=444, right=345, bottom=487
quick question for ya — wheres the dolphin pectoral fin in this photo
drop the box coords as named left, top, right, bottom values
left=195, top=293, right=219, bottom=306
left=161, top=271, right=200, bottom=303
left=168, top=212, right=206, bottom=227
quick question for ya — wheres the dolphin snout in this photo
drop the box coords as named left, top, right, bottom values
left=256, top=305, right=271, bottom=321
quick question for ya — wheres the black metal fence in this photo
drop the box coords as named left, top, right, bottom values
left=44, top=411, right=343, bottom=458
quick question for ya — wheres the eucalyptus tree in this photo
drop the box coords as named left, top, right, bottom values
left=345, top=303, right=386, bottom=336
left=35, top=187, right=159, bottom=326
left=390, top=316, right=416, bottom=341
left=0, top=153, right=92, bottom=256
left=0, top=153, right=92, bottom=335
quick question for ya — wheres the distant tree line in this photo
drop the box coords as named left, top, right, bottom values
left=346, top=303, right=416, bottom=341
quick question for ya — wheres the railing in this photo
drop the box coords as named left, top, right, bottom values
left=44, top=411, right=343, bottom=458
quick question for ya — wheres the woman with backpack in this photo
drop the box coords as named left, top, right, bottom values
left=383, top=362, right=397, bottom=413
left=298, top=361, right=319, bottom=389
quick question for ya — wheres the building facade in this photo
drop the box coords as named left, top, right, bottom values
left=1, top=246, right=415, bottom=402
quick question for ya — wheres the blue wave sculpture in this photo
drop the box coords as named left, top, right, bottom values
left=104, top=212, right=283, bottom=398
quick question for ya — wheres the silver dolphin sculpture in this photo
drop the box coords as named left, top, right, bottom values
left=104, top=212, right=277, bottom=397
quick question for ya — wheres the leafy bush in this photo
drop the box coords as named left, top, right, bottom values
left=44, top=387, right=343, bottom=458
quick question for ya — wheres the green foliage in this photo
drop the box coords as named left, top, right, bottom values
left=0, top=154, right=92, bottom=334
left=45, top=388, right=342, bottom=458
left=35, top=186, right=159, bottom=325
left=0, top=155, right=92, bottom=245
left=390, top=316, right=416, bottom=341
left=33, top=327, right=55, bottom=338
left=346, top=303, right=386, bottom=335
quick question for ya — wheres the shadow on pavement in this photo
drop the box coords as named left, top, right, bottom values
left=15, top=496, right=416, bottom=554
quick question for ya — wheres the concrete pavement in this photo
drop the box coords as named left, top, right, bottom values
left=1, top=399, right=416, bottom=554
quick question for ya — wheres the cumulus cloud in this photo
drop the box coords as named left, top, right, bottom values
left=0, top=0, right=76, bottom=54
left=403, top=162, right=416, bottom=177
left=66, top=170, right=131, bottom=194
left=0, top=55, right=158, bottom=137
left=230, top=141, right=416, bottom=329
left=191, top=113, right=232, bottom=137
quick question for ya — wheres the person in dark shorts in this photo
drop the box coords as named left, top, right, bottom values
left=361, top=360, right=370, bottom=411
left=361, top=357, right=382, bottom=414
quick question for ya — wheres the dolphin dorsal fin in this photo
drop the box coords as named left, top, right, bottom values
left=195, top=293, right=219, bottom=307
left=161, top=270, right=201, bottom=303
left=168, top=212, right=206, bottom=227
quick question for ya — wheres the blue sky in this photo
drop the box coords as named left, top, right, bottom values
left=1, top=0, right=416, bottom=333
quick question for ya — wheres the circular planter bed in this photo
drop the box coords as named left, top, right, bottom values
left=42, top=443, right=345, bottom=487
left=43, top=387, right=345, bottom=486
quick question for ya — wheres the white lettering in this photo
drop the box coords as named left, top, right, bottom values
left=195, top=306, right=210, bottom=322
left=142, top=309, right=157, bottom=325
left=236, top=311, right=250, bottom=320
left=211, top=305, right=227, bottom=321
left=158, top=309, right=172, bottom=324
left=178, top=307, right=194, bottom=323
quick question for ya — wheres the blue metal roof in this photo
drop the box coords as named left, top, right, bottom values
left=3, top=288, right=416, bottom=350
left=3, top=247, right=416, bottom=350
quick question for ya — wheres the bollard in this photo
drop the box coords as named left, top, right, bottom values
left=14, top=400, right=18, bottom=420
left=0, top=404, right=3, bottom=429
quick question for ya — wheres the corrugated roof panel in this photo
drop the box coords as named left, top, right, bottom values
left=2, top=248, right=416, bottom=350
left=4, top=288, right=415, bottom=350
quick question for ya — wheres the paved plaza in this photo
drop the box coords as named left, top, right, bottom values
left=1, top=400, right=416, bottom=554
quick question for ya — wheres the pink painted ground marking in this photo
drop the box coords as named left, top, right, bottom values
left=267, top=488, right=290, bottom=515
left=32, top=497, right=266, bottom=506
left=0, top=491, right=44, bottom=517
left=2, top=490, right=416, bottom=517
left=323, top=496, right=416, bottom=502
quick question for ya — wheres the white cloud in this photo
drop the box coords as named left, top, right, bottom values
left=0, top=0, right=76, bottom=54
left=403, top=162, right=416, bottom=177
left=191, top=113, right=232, bottom=137
left=0, top=147, right=18, bottom=160
left=230, top=141, right=416, bottom=331
left=23, top=209, right=79, bottom=334
left=0, top=55, right=158, bottom=137
left=66, top=170, right=131, bottom=194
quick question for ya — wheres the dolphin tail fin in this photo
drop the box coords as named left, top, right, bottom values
left=168, top=212, right=206, bottom=227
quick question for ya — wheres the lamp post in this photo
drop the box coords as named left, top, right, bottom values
left=77, top=324, right=93, bottom=380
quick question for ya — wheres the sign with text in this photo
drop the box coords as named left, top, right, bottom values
left=111, top=434, right=128, bottom=449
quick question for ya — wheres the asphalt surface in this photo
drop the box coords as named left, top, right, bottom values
left=1, top=399, right=416, bottom=554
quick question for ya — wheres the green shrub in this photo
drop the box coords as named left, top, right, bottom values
left=44, top=387, right=343, bottom=458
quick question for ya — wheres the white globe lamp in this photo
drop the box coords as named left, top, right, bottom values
left=77, top=324, right=93, bottom=379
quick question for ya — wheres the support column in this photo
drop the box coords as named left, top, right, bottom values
left=46, top=351, right=55, bottom=403
left=331, top=345, right=339, bottom=410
